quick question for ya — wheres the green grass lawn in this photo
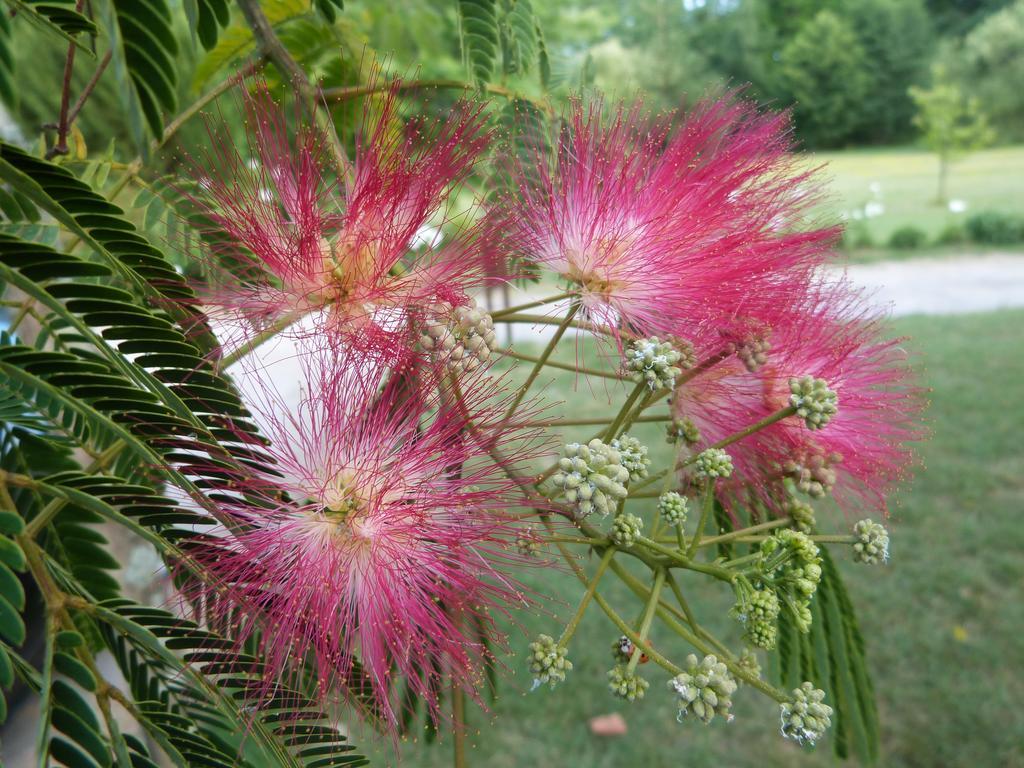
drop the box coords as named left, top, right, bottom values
left=805, top=145, right=1024, bottom=252
left=362, top=310, right=1024, bottom=767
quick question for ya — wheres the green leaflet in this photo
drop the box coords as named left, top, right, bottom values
left=774, top=550, right=881, bottom=764
left=457, top=0, right=499, bottom=86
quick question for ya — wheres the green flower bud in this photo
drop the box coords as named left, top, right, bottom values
left=658, top=491, right=688, bottom=527
left=611, top=434, right=650, bottom=481
left=787, top=497, right=817, bottom=533
left=607, top=664, right=649, bottom=702
left=551, top=439, right=631, bottom=517
left=737, top=649, right=762, bottom=681
left=784, top=449, right=842, bottom=498
left=516, top=527, right=541, bottom=558
left=780, top=683, right=833, bottom=746
left=610, top=512, right=644, bottom=547
left=760, top=530, right=822, bottom=633
left=852, top=519, right=889, bottom=564
left=788, top=376, right=838, bottom=430
left=738, top=588, right=780, bottom=650
left=623, top=337, right=690, bottom=390
left=667, top=417, right=702, bottom=445
left=735, top=336, right=771, bottom=372
left=423, top=298, right=497, bottom=373
left=693, top=448, right=733, bottom=481
left=668, top=654, right=738, bottom=725
left=528, top=634, right=572, bottom=689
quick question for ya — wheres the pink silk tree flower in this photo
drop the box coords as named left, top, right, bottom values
left=182, top=347, right=541, bottom=731
left=672, top=285, right=923, bottom=517
left=751, top=291, right=925, bottom=515
left=501, top=95, right=838, bottom=346
left=188, top=80, right=492, bottom=355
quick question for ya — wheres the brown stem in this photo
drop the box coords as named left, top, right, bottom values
left=236, top=0, right=351, bottom=178
left=46, top=5, right=84, bottom=160
left=66, top=51, right=112, bottom=128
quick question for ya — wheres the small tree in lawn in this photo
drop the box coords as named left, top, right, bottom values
left=909, top=63, right=994, bottom=204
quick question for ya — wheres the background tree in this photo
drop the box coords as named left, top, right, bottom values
left=958, top=0, right=1024, bottom=140
left=779, top=11, right=871, bottom=147
left=909, top=63, right=995, bottom=203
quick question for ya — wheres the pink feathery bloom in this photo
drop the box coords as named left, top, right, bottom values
left=180, top=346, right=540, bottom=731
left=672, top=285, right=923, bottom=516
left=188, top=79, right=492, bottom=354
left=501, top=95, right=838, bottom=346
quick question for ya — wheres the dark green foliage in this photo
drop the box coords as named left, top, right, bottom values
left=887, top=226, right=929, bottom=249
left=313, top=0, right=345, bottom=23
left=185, top=0, right=232, bottom=50
left=780, top=11, right=872, bottom=147
left=965, top=210, right=1024, bottom=243
left=774, top=551, right=880, bottom=764
left=457, top=0, right=499, bottom=85
left=839, top=0, right=934, bottom=144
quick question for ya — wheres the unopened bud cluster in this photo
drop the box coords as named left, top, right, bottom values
left=787, top=497, right=817, bottom=533
left=853, top=519, right=889, bottom=564
left=658, top=491, right=688, bottom=527
left=551, top=439, right=630, bottom=516
left=612, top=434, right=650, bottom=481
left=693, top=448, right=733, bottom=481
left=623, top=337, right=686, bottom=390
left=780, top=683, right=833, bottom=745
left=760, top=530, right=822, bottom=633
left=735, top=336, right=771, bottom=372
left=784, top=449, right=841, bottom=498
left=610, top=512, right=643, bottom=547
left=668, top=654, right=738, bottom=725
left=737, top=587, right=780, bottom=650
left=788, top=376, right=838, bottom=430
left=515, top=527, right=541, bottom=558
left=528, top=634, right=572, bottom=688
left=667, top=417, right=701, bottom=445
left=420, top=298, right=497, bottom=372
left=608, top=664, right=649, bottom=701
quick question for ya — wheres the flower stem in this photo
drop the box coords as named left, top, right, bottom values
left=686, top=485, right=716, bottom=557
left=502, top=303, right=581, bottom=425
left=494, top=347, right=622, bottom=380
left=217, top=311, right=304, bottom=371
left=489, top=291, right=575, bottom=320
left=696, top=517, right=792, bottom=547
left=627, top=570, right=665, bottom=673
left=558, top=546, right=615, bottom=647
left=603, top=381, right=648, bottom=441
left=636, top=535, right=734, bottom=582
left=679, top=405, right=798, bottom=467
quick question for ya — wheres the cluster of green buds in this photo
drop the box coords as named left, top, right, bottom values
left=759, top=530, right=822, bottom=633
left=735, top=335, right=771, bottom=372
left=515, top=526, right=541, bottom=558
left=734, top=586, right=780, bottom=650
left=786, top=497, right=817, bottom=533
left=550, top=439, right=631, bottom=517
left=692, top=447, right=734, bottom=481
left=607, top=664, right=649, bottom=701
left=420, top=298, right=498, bottom=373
left=784, top=449, right=842, bottom=498
left=622, top=337, right=688, bottom=390
left=657, top=491, right=688, bottom=527
left=666, top=416, right=701, bottom=445
left=788, top=376, right=839, bottom=430
left=609, top=512, right=644, bottom=547
left=736, top=649, right=762, bottom=681
left=852, top=519, right=889, bottom=564
left=668, top=654, right=738, bottom=724
left=611, top=434, right=650, bottom=481
left=528, top=634, right=572, bottom=689
left=780, top=683, right=833, bottom=745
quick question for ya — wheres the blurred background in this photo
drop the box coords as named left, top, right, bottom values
left=1, top=0, right=1022, bottom=766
